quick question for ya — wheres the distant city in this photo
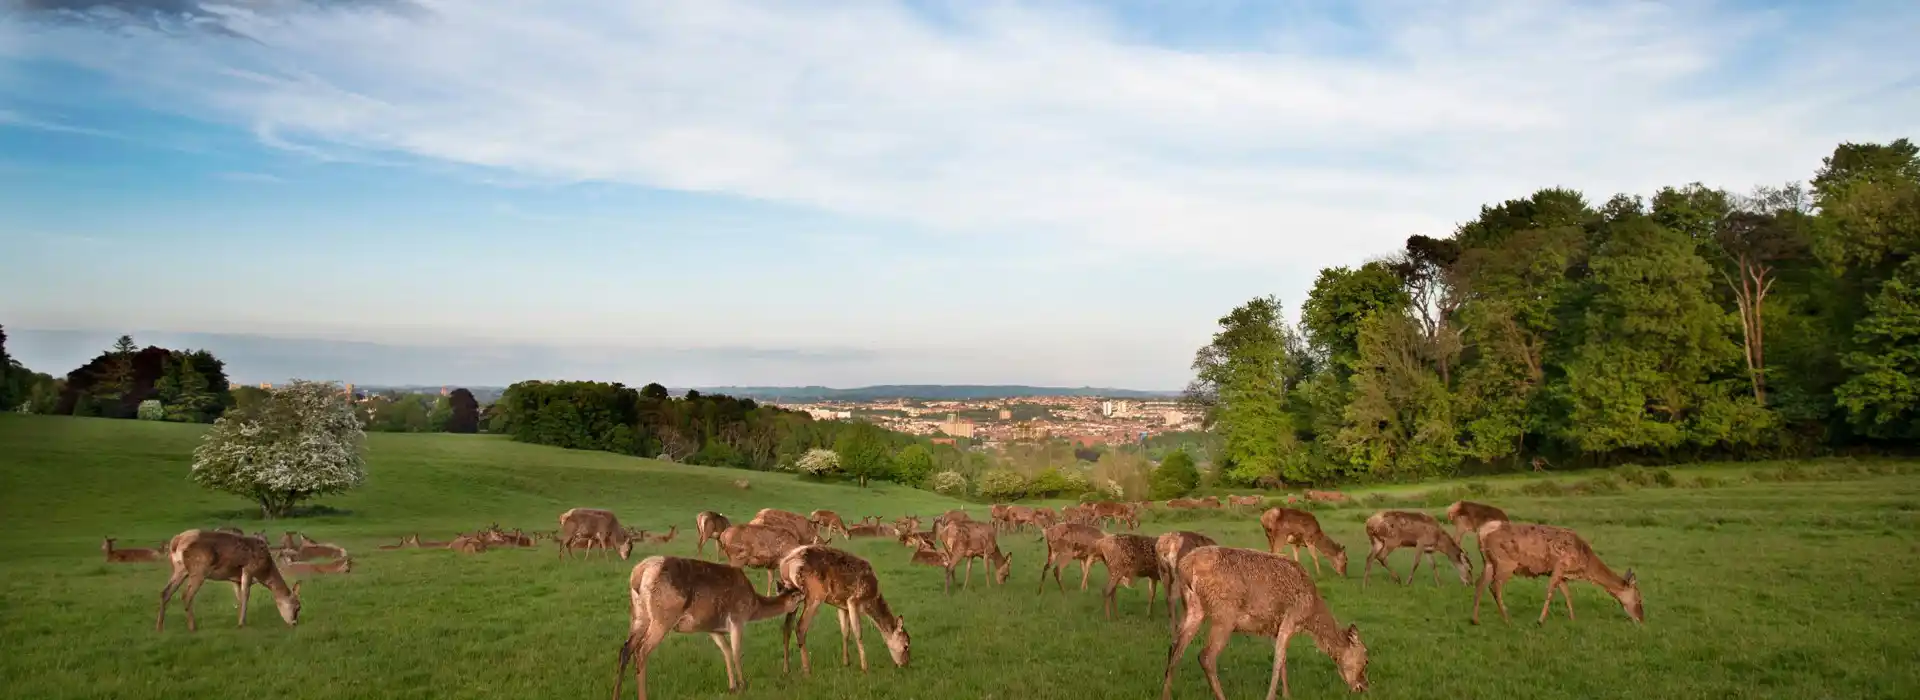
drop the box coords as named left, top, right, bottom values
left=770, top=395, right=1197, bottom=449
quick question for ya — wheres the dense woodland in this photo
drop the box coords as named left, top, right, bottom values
left=1186, top=138, right=1920, bottom=486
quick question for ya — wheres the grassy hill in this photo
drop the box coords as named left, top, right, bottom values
left=3, top=415, right=1918, bottom=699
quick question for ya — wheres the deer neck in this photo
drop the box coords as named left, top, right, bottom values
left=1587, top=559, right=1632, bottom=598
left=863, top=594, right=900, bottom=630
left=1311, top=531, right=1343, bottom=554
left=1299, top=599, right=1355, bottom=659
left=746, top=590, right=801, bottom=622
left=261, top=570, right=296, bottom=600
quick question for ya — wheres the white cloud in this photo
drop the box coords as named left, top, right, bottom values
left=10, top=0, right=1917, bottom=270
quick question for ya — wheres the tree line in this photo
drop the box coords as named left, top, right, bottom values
left=0, top=333, right=235, bottom=422
left=1187, top=138, right=1920, bottom=486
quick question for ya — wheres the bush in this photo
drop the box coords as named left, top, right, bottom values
left=190, top=379, right=366, bottom=518
left=1027, top=468, right=1072, bottom=498
left=1099, top=478, right=1126, bottom=500
left=893, top=445, right=935, bottom=487
left=1465, top=481, right=1492, bottom=496
left=1520, top=480, right=1565, bottom=497
left=977, top=469, right=1028, bottom=500
left=1776, top=464, right=1811, bottom=482
left=1652, top=469, right=1677, bottom=487
left=930, top=471, right=968, bottom=496
left=1573, top=475, right=1622, bottom=495
left=1616, top=464, right=1653, bottom=487
left=1060, top=470, right=1091, bottom=495
left=137, top=399, right=165, bottom=421
left=795, top=448, right=841, bottom=477
left=1686, top=475, right=1724, bottom=489
left=1150, top=450, right=1200, bottom=499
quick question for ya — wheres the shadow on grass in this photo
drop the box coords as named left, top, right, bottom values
left=205, top=504, right=356, bottom=521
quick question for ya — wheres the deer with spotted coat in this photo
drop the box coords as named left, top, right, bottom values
left=777, top=545, right=911, bottom=676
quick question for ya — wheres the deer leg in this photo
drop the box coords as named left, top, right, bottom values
left=1491, top=569, right=1514, bottom=624
left=1161, top=591, right=1206, bottom=700
left=943, top=560, right=955, bottom=596
left=1267, top=625, right=1294, bottom=700
left=231, top=581, right=244, bottom=609
left=1163, top=565, right=1179, bottom=631
left=1538, top=567, right=1567, bottom=625
left=1197, top=619, right=1234, bottom=700
left=1036, top=550, right=1051, bottom=595
left=1080, top=556, right=1094, bottom=591
left=795, top=597, right=822, bottom=676
left=179, top=575, right=206, bottom=632
left=1379, top=545, right=1403, bottom=584
left=1147, top=577, right=1159, bottom=617
left=849, top=599, right=870, bottom=672
left=1306, top=545, right=1323, bottom=575
left=236, top=571, right=251, bottom=627
left=1471, top=558, right=1491, bottom=625
left=1558, top=580, right=1576, bottom=621
left=837, top=605, right=852, bottom=668
left=1361, top=543, right=1377, bottom=588
left=155, top=567, right=189, bottom=632
left=1407, top=547, right=1422, bottom=585
left=1104, top=573, right=1121, bottom=620
left=709, top=632, right=738, bottom=692
left=964, top=557, right=975, bottom=589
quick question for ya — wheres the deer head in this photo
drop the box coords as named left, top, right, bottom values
left=101, top=537, right=114, bottom=553
left=991, top=552, right=1013, bottom=584
left=617, top=539, right=634, bottom=560
left=882, top=615, right=911, bottom=667
left=276, top=582, right=303, bottom=626
left=1617, top=569, right=1644, bottom=623
left=1336, top=624, right=1370, bottom=693
left=1330, top=548, right=1351, bottom=577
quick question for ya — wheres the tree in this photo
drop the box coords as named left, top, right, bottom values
left=190, top=379, right=366, bottom=519
left=1335, top=312, right=1457, bottom=478
left=91, top=335, right=138, bottom=412
left=1301, top=262, right=1411, bottom=365
left=930, top=471, right=968, bottom=496
left=1450, top=223, right=1587, bottom=464
left=446, top=388, right=481, bottom=433
left=1712, top=189, right=1813, bottom=403
left=1186, top=296, right=1310, bottom=486
left=976, top=469, right=1027, bottom=500
left=0, top=325, right=12, bottom=410
left=153, top=351, right=218, bottom=422
left=1149, top=450, right=1200, bottom=499
left=892, top=444, right=935, bottom=486
left=834, top=424, right=894, bottom=487
left=1835, top=257, right=1920, bottom=438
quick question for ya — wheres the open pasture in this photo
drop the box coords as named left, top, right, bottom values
left=2, top=415, right=1918, bottom=699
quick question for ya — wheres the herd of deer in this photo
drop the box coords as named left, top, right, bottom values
left=110, top=495, right=1641, bottom=700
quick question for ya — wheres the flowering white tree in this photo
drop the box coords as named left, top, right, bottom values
left=794, top=448, right=841, bottom=477
left=930, top=471, right=968, bottom=496
left=191, top=379, right=366, bottom=519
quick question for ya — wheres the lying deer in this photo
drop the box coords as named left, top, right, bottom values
left=908, top=543, right=949, bottom=568
left=1037, top=522, right=1104, bottom=594
left=1161, top=546, right=1369, bottom=700
left=1260, top=508, right=1350, bottom=577
left=448, top=534, right=488, bottom=554
left=846, top=522, right=894, bottom=538
left=279, top=539, right=348, bottom=562
left=1473, top=522, right=1644, bottom=625
left=612, top=555, right=805, bottom=700
left=645, top=525, right=679, bottom=545
left=1094, top=533, right=1162, bottom=620
left=695, top=511, right=731, bottom=557
left=284, top=556, right=353, bottom=575
left=1362, top=510, right=1469, bottom=588
left=376, top=534, right=420, bottom=550
left=156, top=529, right=302, bottom=632
left=939, top=520, right=1011, bottom=594
left=1154, top=530, right=1216, bottom=630
left=777, top=545, right=911, bottom=675
left=1445, top=500, right=1509, bottom=545
left=103, top=537, right=163, bottom=563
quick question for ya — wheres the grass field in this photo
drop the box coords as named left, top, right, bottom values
left=3, top=415, right=1918, bottom=699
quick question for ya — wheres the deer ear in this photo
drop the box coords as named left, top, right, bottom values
left=1623, top=569, right=1637, bottom=585
left=292, top=582, right=302, bottom=595
left=1346, top=624, right=1361, bottom=642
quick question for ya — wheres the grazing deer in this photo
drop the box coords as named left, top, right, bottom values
left=558, top=507, right=635, bottom=560
left=939, top=520, right=1011, bottom=594
left=1094, top=533, right=1162, bottom=619
left=812, top=511, right=853, bottom=539
left=156, top=529, right=302, bottom=632
left=989, top=504, right=1013, bottom=532
left=103, top=537, right=162, bottom=563
left=1362, top=510, right=1469, bottom=587
left=908, top=542, right=949, bottom=568
left=1037, top=522, right=1105, bottom=594
left=754, top=509, right=825, bottom=545
left=1155, top=530, right=1217, bottom=629
left=212, top=526, right=245, bottom=537
left=1030, top=507, right=1057, bottom=530
left=612, top=555, right=805, bottom=700
left=1445, top=500, right=1509, bottom=545
left=1473, top=522, right=1644, bottom=626
left=777, top=545, right=911, bottom=675
left=377, top=534, right=420, bottom=550
left=719, top=523, right=806, bottom=595
left=1161, top=546, right=1369, bottom=700
left=645, top=525, right=679, bottom=545
left=695, top=511, right=731, bottom=557
left=1260, top=508, right=1350, bottom=577
left=284, top=556, right=353, bottom=575
left=1089, top=501, right=1139, bottom=530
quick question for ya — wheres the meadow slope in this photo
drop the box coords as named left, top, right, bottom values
left=2, top=415, right=1917, bottom=699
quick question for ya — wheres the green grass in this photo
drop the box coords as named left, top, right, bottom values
left=3, top=414, right=1918, bottom=699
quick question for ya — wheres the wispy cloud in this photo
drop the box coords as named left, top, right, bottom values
left=215, top=170, right=284, bottom=183
left=0, top=107, right=120, bottom=138
left=6, top=0, right=1918, bottom=270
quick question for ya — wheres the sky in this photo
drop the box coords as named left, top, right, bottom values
left=2, top=0, right=1917, bottom=389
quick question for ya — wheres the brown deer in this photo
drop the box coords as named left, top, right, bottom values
left=155, top=529, right=302, bottom=632
left=558, top=507, right=635, bottom=560
left=412, top=533, right=451, bottom=548
left=1167, top=498, right=1202, bottom=509
left=645, top=525, right=679, bottom=545
left=892, top=515, right=922, bottom=535
left=695, top=511, right=731, bottom=557
left=1161, top=546, right=1369, bottom=700
left=284, top=556, right=353, bottom=575
left=376, top=534, right=420, bottom=550
left=719, top=523, right=805, bottom=595
left=1259, top=508, right=1350, bottom=577
left=1472, top=522, right=1644, bottom=625
left=777, top=545, right=911, bottom=675
left=1305, top=490, right=1350, bottom=503
left=1227, top=495, right=1265, bottom=509
left=939, top=520, right=1011, bottom=594
left=1037, top=522, right=1105, bottom=594
left=1362, top=510, right=1469, bottom=588
left=733, top=478, right=752, bottom=490
left=611, top=555, right=805, bottom=700
left=1445, top=500, right=1509, bottom=545
left=448, top=534, right=489, bottom=554
left=103, top=537, right=162, bottom=563
left=278, top=538, right=348, bottom=562
left=809, top=510, right=852, bottom=539
left=1030, top=507, right=1058, bottom=530
left=1089, top=501, right=1139, bottom=530
left=1094, top=533, right=1162, bottom=619
left=908, top=542, right=949, bottom=568
left=754, top=508, right=824, bottom=545
left=212, top=526, right=246, bottom=537
left=1155, top=530, right=1217, bottom=629
left=989, top=504, right=1013, bottom=532
left=846, top=522, right=894, bottom=538
left=1004, top=505, right=1037, bottom=532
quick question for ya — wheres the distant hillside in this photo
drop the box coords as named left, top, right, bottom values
left=689, top=385, right=1180, bottom=401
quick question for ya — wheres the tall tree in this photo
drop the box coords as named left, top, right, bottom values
left=153, top=351, right=217, bottom=422
left=1185, top=296, right=1311, bottom=485
left=0, top=325, right=13, bottom=410
left=1391, top=235, right=1463, bottom=384
left=446, top=388, right=481, bottom=433
left=1300, top=262, right=1411, bottom=367
left=190, top=380, right=366, bottom=518
left=1712, top=187, right=1813, bottom=403
left=1835, top=257, right=1920, bottom=438
left=91, top=335, right=138, bottom=410
left=1335, top=312, right=1457, bottom=478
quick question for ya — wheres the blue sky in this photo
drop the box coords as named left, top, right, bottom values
left=3, top=0, right=1917, bottom=389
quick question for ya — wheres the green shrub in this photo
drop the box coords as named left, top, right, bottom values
left=1686, top=475, right=1724, bottom=489
left=1150, top=451, right=1200, bottom=499
left=136, top=400, right=165, bottom=421
left=1466, top=481, right=1492, bottom=496
left=1573, top=475, right=1622, bottom=495
left=1617, top=464, right=1652, bottom=487
left=977, top=469, right=1027, bottom=500
left=1652, top=469, right=1677, bottom=487
left=1776, top=464, right=1811, bottom=482
left=1520, top=480, right=1565, bottom=497
left=1027, top=468, right=1072, bottom=498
